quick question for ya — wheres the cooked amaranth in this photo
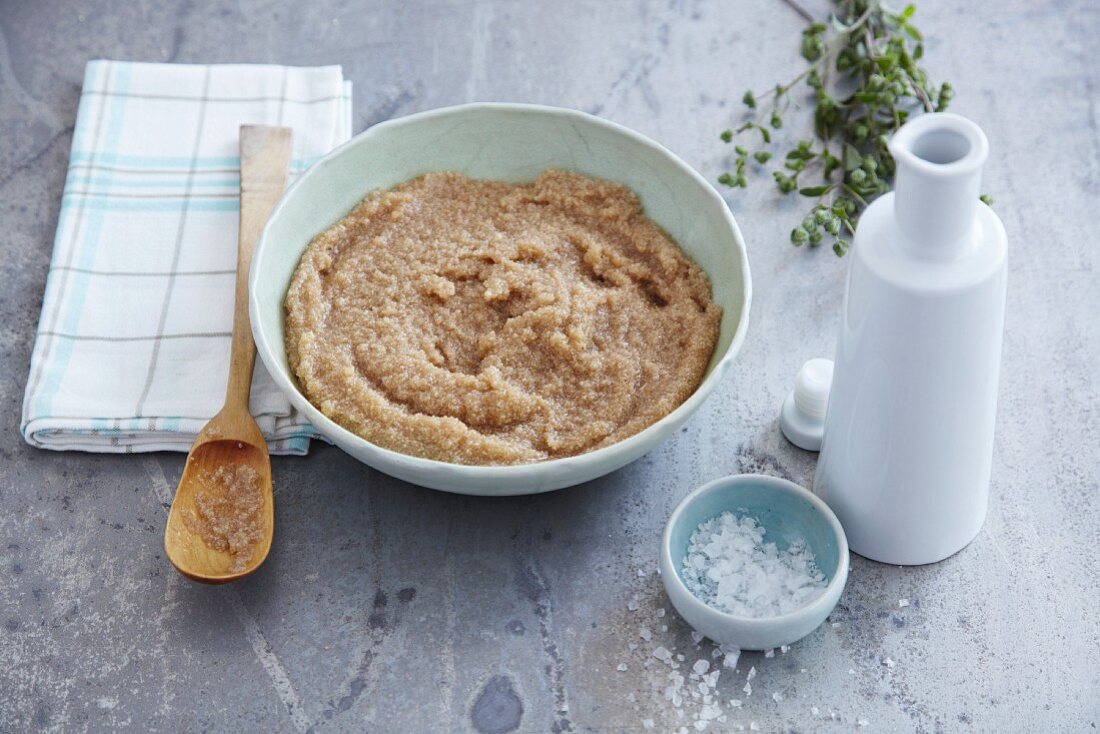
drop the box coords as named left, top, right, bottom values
left=284, top=170, right=721, bottom=465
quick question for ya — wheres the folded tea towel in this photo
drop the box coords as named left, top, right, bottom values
left=21, top=60, right=352, bottom=455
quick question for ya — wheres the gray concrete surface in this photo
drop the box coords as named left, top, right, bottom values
left=2, top=0, right=1098, bottom=731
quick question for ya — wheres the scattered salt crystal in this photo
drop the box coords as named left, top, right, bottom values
left=657, top=608, right=667, bottom=618
left=681, top=512, right=828, bottom=618
left=764, top=648, right=775, bottom=658
left=640, top=628, right=653, bottom=642
left=628, top=599, right=640, bottom=612
left=627, top=693, right=636, bottom=703
left=750, top=722, right=761, bottom=731
left=642, top=719, right=654, bottom=730
left=693, top=721, right=707, bottom=731
left=691, top=631, right=705, bottom=646
left=743, top=681, right=752, bottom=695
left=848, top=668, right=856, bottom=675
left=654, top=646, right=673, bottom=662
left=746, top=666, right=756, bottom=681
left=729, top=699, right=742, bottom=708
left=700, top=703, right=722, bottom=721
left=831, top=622, right=841, bottom=628
left=773, top=691, right=784, bottom=702
left=693, top=659, right=711, bottom=675
left=677, top=654, right=685, bottom=662
left=811, top=706, right=819, bottom=716
left=638, top=568, right=646, bottom=577
left=857, top=718, right=870, bottom=727
left=898, top=598, right=910, bottom=607
left=629, top=643, right=638, bottom=651
left=712, top=648, right=723, bottom=659
left=662, top=625, right=669, bottom=632
left=883, top=657, right=895, bottom=668
left=722, top=647, right=741, bottom=669
left=800, top=668, right=807, bottom=673
left=830, top=711, right=837, bottom=720
left=617, top=663, right=628, bottom=672
left=704, top=670, right=720, bottom=688
left=780, top=644, right=790, bottom=654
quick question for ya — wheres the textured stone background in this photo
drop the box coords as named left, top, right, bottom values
left=1, top=0, right=1098, bottom=731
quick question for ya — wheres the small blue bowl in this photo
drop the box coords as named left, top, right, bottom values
left=660, top=474, right=849, bottom=651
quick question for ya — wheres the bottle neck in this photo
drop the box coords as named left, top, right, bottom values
left=888, top=113, right=989, bottom=260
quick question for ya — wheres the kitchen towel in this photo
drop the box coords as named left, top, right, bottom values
left=21, top=60, right=352, bottom=454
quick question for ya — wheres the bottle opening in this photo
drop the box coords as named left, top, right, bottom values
left=909, top=129, right=971, bottom=165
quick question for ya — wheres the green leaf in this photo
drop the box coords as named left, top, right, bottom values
left=843, top=143, right=862, bottom=171
left=799, top=184, right=836, bottom=197
left=742, top=90, right=756, bottom=109
left=753, top=151, right=772, bottom=164
left=720, top=129, right=733, bottom=143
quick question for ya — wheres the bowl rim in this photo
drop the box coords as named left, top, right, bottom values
left=661, top=473, right=850, bottom=626
left=250, top=101, right=752, bottom=478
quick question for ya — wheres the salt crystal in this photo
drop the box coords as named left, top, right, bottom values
left=629, top=643, right=638, bottom=651
left=617, top=663, right=628, bottom=672
left=831, top=622, right=841, bottom=628
left=712, top=648, right=723, bottom=659
left=642, top=719, right=655, bottom=730
left=691, top=631, right=705, bottom=646
left=640, top=628, right=653, bottom=642
left=681, top=512, right=828, bottom=618
left=677, top=654, right=685, bottom=662
left=800, top=668, right=807, bottom=673
left=628, top=599, right=640, bottom=612
left=693, top=659, right=711, bottom=675
left=811, top=706, right=819, bottom=716
left=743, top=681, right=752, bottom=695
left=654, top=646, right=673, bottom=662
left=638, top=569, right=646, bottom=577
left=729, top=699, right=742, bottom=708
left=693, top=721, right=707, bottom=731
left=780, top=645, right=790, bottom=654
left=747, top=666, right=756, bottom=681
left=848, top=668, right=856, bottom=675
left=657, top=608, right=667, bottom=618
left=701, top=703, right=723, bottom=721
left=704, top=670, right=720, bottom=688
left=883, top=657, right=896, bottom=668
left=857, top=718, right=870, bottom=727
left=722, top=648, right=741, bottom=670
left=750, top=722, right=761, bottom=731
left=764, top=648, right=775, bottom=658
left=662, top=625, right=669, bottom=632
left=898, top=598, right=910, bottom=607
left=627, top=693, right=636, bottom=703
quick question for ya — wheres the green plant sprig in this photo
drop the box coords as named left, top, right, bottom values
left=718, top=0, right=974, bottom=257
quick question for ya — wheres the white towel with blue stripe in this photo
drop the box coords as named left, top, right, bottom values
left=21, top=60, right=352, bottom=455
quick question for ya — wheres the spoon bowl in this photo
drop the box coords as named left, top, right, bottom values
left=165, top=417, right=273, bottom=583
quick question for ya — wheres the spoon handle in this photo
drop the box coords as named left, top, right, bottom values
left=225, top=125, right=292, bottom=412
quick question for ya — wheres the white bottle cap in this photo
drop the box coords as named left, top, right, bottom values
left=779, top=358, right=834, bottom=451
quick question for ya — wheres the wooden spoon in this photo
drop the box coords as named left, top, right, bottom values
left=164, top=125, right=292, bottom=583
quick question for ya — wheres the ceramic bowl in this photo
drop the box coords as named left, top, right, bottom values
left=660, top=474, right=849, bottom=650
left=250, top=103, right=751, bottom=495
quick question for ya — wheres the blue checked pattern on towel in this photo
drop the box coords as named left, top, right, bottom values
left=21, top=60, right=353, bottom=455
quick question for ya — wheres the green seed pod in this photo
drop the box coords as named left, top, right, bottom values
left=791, top=227, right=809, bottom=246
left=850, top=169, right=867, bottom=184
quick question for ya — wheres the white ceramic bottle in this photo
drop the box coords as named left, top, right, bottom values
left=813, top=113, right=1007, bottom=565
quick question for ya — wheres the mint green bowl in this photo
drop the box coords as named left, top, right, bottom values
left=660, top=474, right=849, bottom=650
left=250, top=103, right=751, bottom=495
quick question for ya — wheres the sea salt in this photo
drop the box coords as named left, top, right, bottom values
left=654, top=646, right=673, bottom=662
left=693, top=659, right=711, bottom=675
left=617, top=663, right=629, bottom=672
left=628, top=599, right=640, bottom=612
left=681, top=512, right=828, bottom=618
left=640, top=628, right=653, bottom=642
left=772, top=691, right=783, bottom=702
left=898, top=598, right=910, bottom=608
left=764, top=648, right=775, bottom=658
left=691, top=631, right=705, bottom=646
left=642, top=719, right=655, bottom=730
left=883, top=657, right=896, bottom=668
left=780, top=645, right=790, bottom=654
left=656, top=608, right=667, bottom=618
